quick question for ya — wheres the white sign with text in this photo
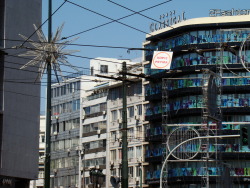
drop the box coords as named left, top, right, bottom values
left=151, top=51, right=173, bottom=69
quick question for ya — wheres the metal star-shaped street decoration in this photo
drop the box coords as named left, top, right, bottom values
left=18, top=23, right=79, bottom=82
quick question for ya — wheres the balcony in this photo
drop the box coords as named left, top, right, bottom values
left=145, top=106, right=162, bottom=122
left=145, top=127, right=163, bottom=142
left=146, top=166, right=250, bottom=185
left=145, top=147, right=165, bottom=163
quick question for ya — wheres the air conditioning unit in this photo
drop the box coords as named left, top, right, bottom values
left=137, top=157, right=143, bottom=162
left=97, top=129, right=101, bottom=135
left=53, top=131, right=58, bottom=136
left=135, top=115, right=140, bottom=120
left=117, top=159, right=122, bottom=164
left=53, top=169, right=58, bottom=174
left=128, top=174, right=132, bottom=180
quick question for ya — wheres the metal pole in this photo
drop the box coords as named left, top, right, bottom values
left=121, top=61, right=128, bottom=188
left=44, top=0, right=52, bottom=187
left=140, top=166, right=142, bottom=188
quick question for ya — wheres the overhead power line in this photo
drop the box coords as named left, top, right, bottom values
left=62, top=0, right=173, bottom=39
left=2, top=38, right=138, bottom=50
left=66, top=1, right=149, bottom=35
left=7, top=46, right=142, bottom=66
left=19, top=0, right=67, bottom=47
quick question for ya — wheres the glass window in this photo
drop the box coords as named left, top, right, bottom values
left=127, top=106, right=134, bottom=118
left=100, top=65, right=108, bottom=73
left=110, top=150, right=116, bottom=161
left=136, top=166, right=141, bottom=177
left=111, top=110, right=117, bottom=121
left=136, top=104, right=142, bottom=115
left=41, top=135, right=45, bottom=143
left=111, top=131, right=116, bottom=142
left=128, top=128, right=134, bottom=141
left=136, top=146, right=142, bottom=158
left=128, top=147, right=134, bottom=159
left=128, top=167, right=133, bottom=178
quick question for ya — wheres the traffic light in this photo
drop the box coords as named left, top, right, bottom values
left=240, top=125, right=250, bottom=146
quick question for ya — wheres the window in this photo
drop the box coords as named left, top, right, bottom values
left=136, top=166, right=141, bottom=177
left=111, top=169, right=116, bottom=176
left=84, top=177, right=89, bottom=185
left=91, top=66, right=94, bottom=76
left=100, top=65, right=108, bottom=73
left=136, top=126, right=142, bottom=140
left=110, top=150, right=116, bottom=161
left=119, top=109, right=123, bottom=119
left=118, top=149, right=122, bottom=159
left=136, top=104, right=142, bottom=115
left=128, top=128, right=134, bottom=141
left=111, top=110, right=118, bottom=121
left=136, top=146, right=142, bottom=158
left=128, top=167, right=134, bottom=178
left=128, top=147, right=134, bottom=159
left=127, top=106, right=134, bottom=118
left=41, top=135, right=45, bottom=143
left=111, top=131, right=116, bottom=142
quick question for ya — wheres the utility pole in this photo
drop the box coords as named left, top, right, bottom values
left=44, top=0, right=52, bottom=187
left=121, top=62, right=128, bottom=188
left=96, top=62, right=132, bottom=188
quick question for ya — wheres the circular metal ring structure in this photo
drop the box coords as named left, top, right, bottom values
left=167, top=126, right=201, bottom=160
left=240, top=34, right=250, bottom=72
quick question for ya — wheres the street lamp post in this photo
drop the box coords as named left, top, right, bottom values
left=44, top=0, right=52, bottom=187
left=89, top=168, right=105, bottom=188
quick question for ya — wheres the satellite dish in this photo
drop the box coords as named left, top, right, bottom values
left=110, top=176, right=120, bottom=188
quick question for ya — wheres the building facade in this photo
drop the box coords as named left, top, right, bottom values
left=50, top=75, right=96, bottom=188
left=30, top=116, right=46, bottom=188
left=80, top=58, right=136, bottom=188
left=143, top=15, right=250, bottom=187
left=0, top=0, right=41, bottom=187
left=50, top=58, right=134, bottom=188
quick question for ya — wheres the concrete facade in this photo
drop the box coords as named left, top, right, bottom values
left=30, top=116, right=46, bottom=188
left=0, top=0, right=41, bottom=187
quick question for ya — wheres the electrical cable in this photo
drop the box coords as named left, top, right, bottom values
left=66, top=0, right=150, bottom=35
left=106, top=0, right=171, bottom=28
left=4, top=53, right=125, bottom=75
left=62, top=0, right=173, bottom=39
left=19, top=0, right=67, bottom=47
left=2, top=38, right=142, bottom=51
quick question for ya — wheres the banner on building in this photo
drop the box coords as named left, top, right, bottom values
left=151, top=51, right=173, bottom=69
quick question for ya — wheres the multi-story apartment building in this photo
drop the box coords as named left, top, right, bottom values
left=30, top=115, right=46, bottom=188
left=0, top=1, right=41, bottom=187
left=50, top=58, right=135, bottom=188
left=143, top=13, right=250, bottom=187
left=101, top=63, right=147, bottom=188
left=80, top=58, right=135, bottom=188
left=81, top=85, right=108, bottom=188
left=50, top=72, right=96, bottom=188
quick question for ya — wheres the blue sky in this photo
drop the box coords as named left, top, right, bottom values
left=40, top=0, right=250, bottom=112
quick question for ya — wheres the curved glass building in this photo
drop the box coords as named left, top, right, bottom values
left=143, top=15, right=250, bottom=188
